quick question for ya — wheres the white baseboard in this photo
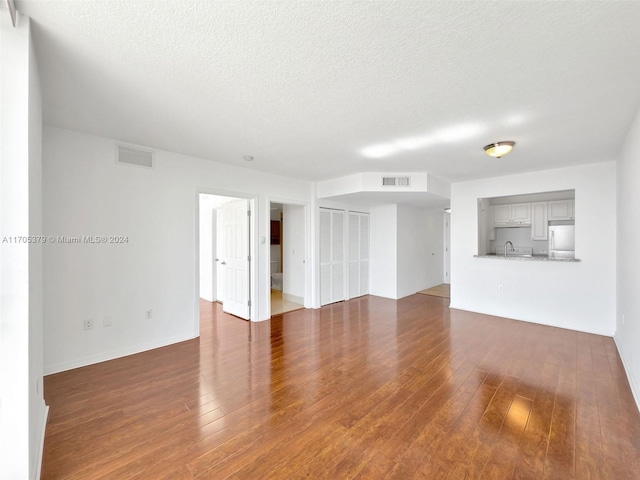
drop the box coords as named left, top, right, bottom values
left=283, top=293, right=304, bottom=305
left=44, top=332, right=197, bottom=375
left=614, top=336, right=640, bottom=414
left=34, top=402, right=49, bottom=480
left=448, top=304, right=616, bottom=337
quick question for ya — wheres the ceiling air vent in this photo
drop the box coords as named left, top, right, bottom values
left=382, top=176, right=411, bottom=187
left=117, top=145, right=153, bottom=169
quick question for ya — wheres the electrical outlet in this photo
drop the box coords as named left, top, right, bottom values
left=103, top=316, right=112, bottom=327
left=84, top=319, right=94, bottom=330
left=145, top=309, right=153, bottom=319
left=498, top=285, right=504, bottom=292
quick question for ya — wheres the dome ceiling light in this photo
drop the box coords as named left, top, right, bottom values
left=484, top=141, right=515, bottom=158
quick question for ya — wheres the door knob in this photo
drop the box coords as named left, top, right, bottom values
left=221, top=261, right=226, bottom=265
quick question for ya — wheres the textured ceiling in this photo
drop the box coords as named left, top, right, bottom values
left=17, top=0, right=640, bottom=182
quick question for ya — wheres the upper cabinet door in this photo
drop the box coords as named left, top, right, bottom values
left=494, top=203, right=531, bottom=225
left=493, top=204, right=512, bottom=225
left=511, top=203, right=531, bottom=224
left=548, top=200, right=574, bottom=221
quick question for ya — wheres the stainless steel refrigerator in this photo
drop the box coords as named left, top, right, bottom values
left=548, top=224, right=575, bottom=259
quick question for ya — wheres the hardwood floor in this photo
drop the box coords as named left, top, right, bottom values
left=417, top=283, right=451, bottom=299
left=270, top=289, right=304, bottom=316
left=41, top=295, right=640, bottom=479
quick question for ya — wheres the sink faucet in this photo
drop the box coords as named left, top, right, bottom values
left=504, top=241, right=515, bottom=257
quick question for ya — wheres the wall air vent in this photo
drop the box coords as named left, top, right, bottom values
left=381, top=176, right=411, bottom=187
left=117, top=145, right=153, bottom=169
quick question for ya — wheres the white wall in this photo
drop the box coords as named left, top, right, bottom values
left=396, top=205, right=444, bottom=298
left=27, top=20, right=47, bottom=480
left=283, top=204, right=305, bottom=302
left=198, top=195, right=216, bottom=302
left=369, top=204, right=398, bottom=299
left=370, top=204, right=444, bottom=300
left=0, top=13, right=47, bottom=479
left=317, top=172, right=449, bottom=198
left=451, top=161, right=616, bottom=336
left=616, top=105, right=640, bottom=410
left=42, top=127, right=312, bottom=374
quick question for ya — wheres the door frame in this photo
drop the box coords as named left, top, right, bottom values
left=443, top=209, right=451, bottom=285
left=267, top=197, right=311, bottom=316
left=195, top=188, right=257, bottom=335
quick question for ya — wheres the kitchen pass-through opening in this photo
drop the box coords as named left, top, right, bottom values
left=477, top=189, right=575, bottom=259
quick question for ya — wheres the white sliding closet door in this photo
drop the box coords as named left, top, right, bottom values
left=320, top=208, right=345, bottom=306
left=349, top=212, right=369, bottom=298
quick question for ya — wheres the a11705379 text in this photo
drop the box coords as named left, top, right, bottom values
left=1, top=235, right=129, bottom=244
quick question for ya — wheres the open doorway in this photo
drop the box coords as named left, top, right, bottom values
left=198, top=193, right=253, bottom=322
left=444, top=207, right=451, bottom=285
left=269, top=202, right=306, bottom=316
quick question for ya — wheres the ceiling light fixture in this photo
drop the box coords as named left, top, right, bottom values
left=484, top=141, right=515, bottom=158
left=243, top=155, right=254, bottom=162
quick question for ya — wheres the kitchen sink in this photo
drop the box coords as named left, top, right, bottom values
left=494, top=246, right=534, bottom=258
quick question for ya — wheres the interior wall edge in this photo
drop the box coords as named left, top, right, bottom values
left=614, top=335, right=640, bottom=413
left=34, top=403, right=48, bottom=480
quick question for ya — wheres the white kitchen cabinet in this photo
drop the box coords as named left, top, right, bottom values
left=548, top=199, right=574, bottom=221
left=511, top=203, right=531, bottom=223
left=493, top=203, right=531, bottom=226
left=531, top=202, right=548, bottom=240
left=493, top=205, right=512, bottom=225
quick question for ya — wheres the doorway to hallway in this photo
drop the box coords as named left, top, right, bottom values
left=269, top=201, right=306, bottom=316
left=198, top=193, right=252, bottom=322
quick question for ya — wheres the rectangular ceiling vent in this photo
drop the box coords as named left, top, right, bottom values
left=117, top=145, right=153, bottom=169
left=382, top=176, right=411, bottom=187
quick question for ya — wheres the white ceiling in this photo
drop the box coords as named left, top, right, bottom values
left=17, top=0, right=640, bottom=183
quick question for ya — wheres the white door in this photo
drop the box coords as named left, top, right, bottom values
left=221, top=199, right=250, bottom=319
left=216, top=208, right=226, bottom=303
left=320, top=208, right=345, bottom=306
left=444, top=212, right=450, bottom=284
left=349, top=212, right=369, bottom=299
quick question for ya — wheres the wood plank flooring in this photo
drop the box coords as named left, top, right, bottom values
left=417, top=284, right=451, bottom=299
left=41, top=295, right=640, bottom=479
left=270, top=289, right=304, bottom=316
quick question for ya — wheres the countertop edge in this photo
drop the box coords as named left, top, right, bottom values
left=473, top=255, right=581, bottom=262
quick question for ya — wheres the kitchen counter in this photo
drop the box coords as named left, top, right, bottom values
left=474, top=253, right=580, bottom=262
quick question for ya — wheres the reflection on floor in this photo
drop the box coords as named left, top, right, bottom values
left=41, top=295, right=640, bottom=478
left=271, top=289, right=304, bottom=316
